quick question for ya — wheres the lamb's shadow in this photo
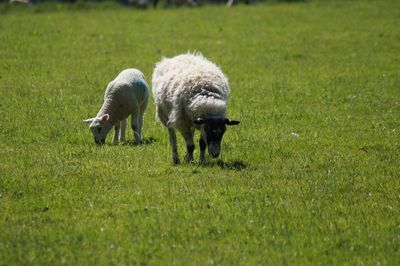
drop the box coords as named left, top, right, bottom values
left=199, top=159, right=247, bottom=171
left=126, top=137, right=157, bottom=146
left=141, top=137, right=157, bottom=145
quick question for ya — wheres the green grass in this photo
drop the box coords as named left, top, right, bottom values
left=1, top=0, right=400, bottom=265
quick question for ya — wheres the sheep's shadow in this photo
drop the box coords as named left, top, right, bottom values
left=198, top=159, right=247, bottom=171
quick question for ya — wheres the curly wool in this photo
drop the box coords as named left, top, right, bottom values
left=152, top=53, right=230, bottom=130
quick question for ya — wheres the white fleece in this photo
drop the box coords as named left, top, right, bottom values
left=98, top=68, right=149, bottom=124
left=152, top=53, right=229, bottom=132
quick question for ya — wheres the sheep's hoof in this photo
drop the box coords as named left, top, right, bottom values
left=173, top=157, right=180, bottom=165
left=132, top=140, right=142, bottom=146
left=199, top=156, right=206, bottom=165
left=185, top=155, right=194, bottom=163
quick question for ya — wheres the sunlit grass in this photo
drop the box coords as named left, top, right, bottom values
left=0, top=0, right=399, bottom=265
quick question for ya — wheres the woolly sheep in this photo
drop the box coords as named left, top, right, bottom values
left=83, top=68, right=149, bottom=145
left=152, top=53, right=240, bottom=164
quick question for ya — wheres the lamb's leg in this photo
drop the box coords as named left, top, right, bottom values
left=138, top=115, right=144, bottom=143
left=199, top=137, right=206, bottom=163
left=132, top=116, right=142, bottom=144
left=182, top=130, right=195, bottom=163
left=139, top=96, right=149, bottom=140
left=113, top=122, right=120, bottom=144
left=168, top=128, right=180, bottom=165
left=119, top=119, right=127, bottom=143
left=137, top=101, right=147, bottom=143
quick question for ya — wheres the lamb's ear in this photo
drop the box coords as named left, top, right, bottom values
left=101, top=114, right=110, bottom=123
left=193, top=118, right=205, bottom=125
left=83, top=118, right=94, bottom=123
left=224, top=118, right=240, bottom=126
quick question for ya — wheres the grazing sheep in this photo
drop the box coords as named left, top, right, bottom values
left=152, top=53, right=240, bottom=164
left=83, top=68, right=149, bottom=145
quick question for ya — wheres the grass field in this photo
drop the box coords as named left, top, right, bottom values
left=1, top=0, right=399, bottom=265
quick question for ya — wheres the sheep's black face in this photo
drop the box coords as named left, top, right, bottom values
left=194, top=118, right=240, bottom=158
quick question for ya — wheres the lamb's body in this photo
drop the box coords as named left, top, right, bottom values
left=84, top=68, right=149, bottom=144
left=152, top=53, right=239, bottom=163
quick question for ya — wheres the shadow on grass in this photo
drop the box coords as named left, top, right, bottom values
left=200, top=159, right=247, bottom=171
left=99, top=137, right=157, bottom=146
left=128, top=136, right=157, bottom=146
left=141, top=137, right=158, bottom=145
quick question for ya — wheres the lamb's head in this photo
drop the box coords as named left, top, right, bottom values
left=83, top=114, right=111, bottom=144
left=194, top=117, right=240, bottom=158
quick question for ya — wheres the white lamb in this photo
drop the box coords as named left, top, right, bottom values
left=83, top=68, right=149, bottom=145
left=152, top=53, right=240, bottom=164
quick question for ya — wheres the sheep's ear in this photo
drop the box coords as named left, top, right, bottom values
left=83, top=118, right=94, bottom=123
left=224, top=118, right=240, bottom=126
left=194, top=118, right=205, bottom=125
left=101, top=114, right=110, bottom=123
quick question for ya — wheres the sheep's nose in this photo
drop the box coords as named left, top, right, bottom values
left=95, top=139, right=105, bottom=145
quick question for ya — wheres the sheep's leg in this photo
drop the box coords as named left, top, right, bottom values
left=119, top=119, right=127, bottom=143
left=199, top=137, right=206, bottom=163
left=182, top=130, right=195, bottom=163
left=113, top=122, right=120, bottom=144
left=168, top=128, right=180, bottom=164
